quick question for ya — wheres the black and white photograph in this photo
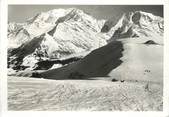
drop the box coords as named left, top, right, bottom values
left=6, top=4, right=165, bottom=111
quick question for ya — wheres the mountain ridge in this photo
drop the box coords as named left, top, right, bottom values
left=7, top=8, right=164, bottom=71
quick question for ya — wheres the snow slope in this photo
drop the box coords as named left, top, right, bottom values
left=40, top=37, right=163, bottom=83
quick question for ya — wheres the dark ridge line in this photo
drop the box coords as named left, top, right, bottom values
left=34, top=41, right=124, bottom=80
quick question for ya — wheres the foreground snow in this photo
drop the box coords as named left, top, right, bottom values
left=8, top=76, right=162, bottom=111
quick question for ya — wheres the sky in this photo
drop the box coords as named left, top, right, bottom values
left=8, top=5, right=163, bottom=23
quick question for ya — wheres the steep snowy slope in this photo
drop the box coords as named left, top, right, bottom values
left=8, top=22, right=30, bottom=48
left=40, top=37, right=163, bottom=83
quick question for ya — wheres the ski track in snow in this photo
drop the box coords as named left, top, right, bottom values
left=8, top=76, right=163, bottom=111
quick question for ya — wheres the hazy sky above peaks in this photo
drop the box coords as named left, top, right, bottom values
left=8, top=5, right=163, bottom=23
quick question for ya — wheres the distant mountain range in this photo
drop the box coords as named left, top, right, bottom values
left=7, top=8, right=164, bottom=71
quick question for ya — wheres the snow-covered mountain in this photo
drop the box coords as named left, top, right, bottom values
left=8, top=8, right=164, bottom=71
left=109, top=11, right=163, bottom=40
left=8, top=8, right=108, bottom=70
left=8, top=8, right=106, bottom=49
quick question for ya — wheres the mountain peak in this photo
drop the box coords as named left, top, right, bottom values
left=26, top=8, right=87, bottom=25
left=131, top=11, right=163, bottom=25
left=109, top=10, right=163, bottom=40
